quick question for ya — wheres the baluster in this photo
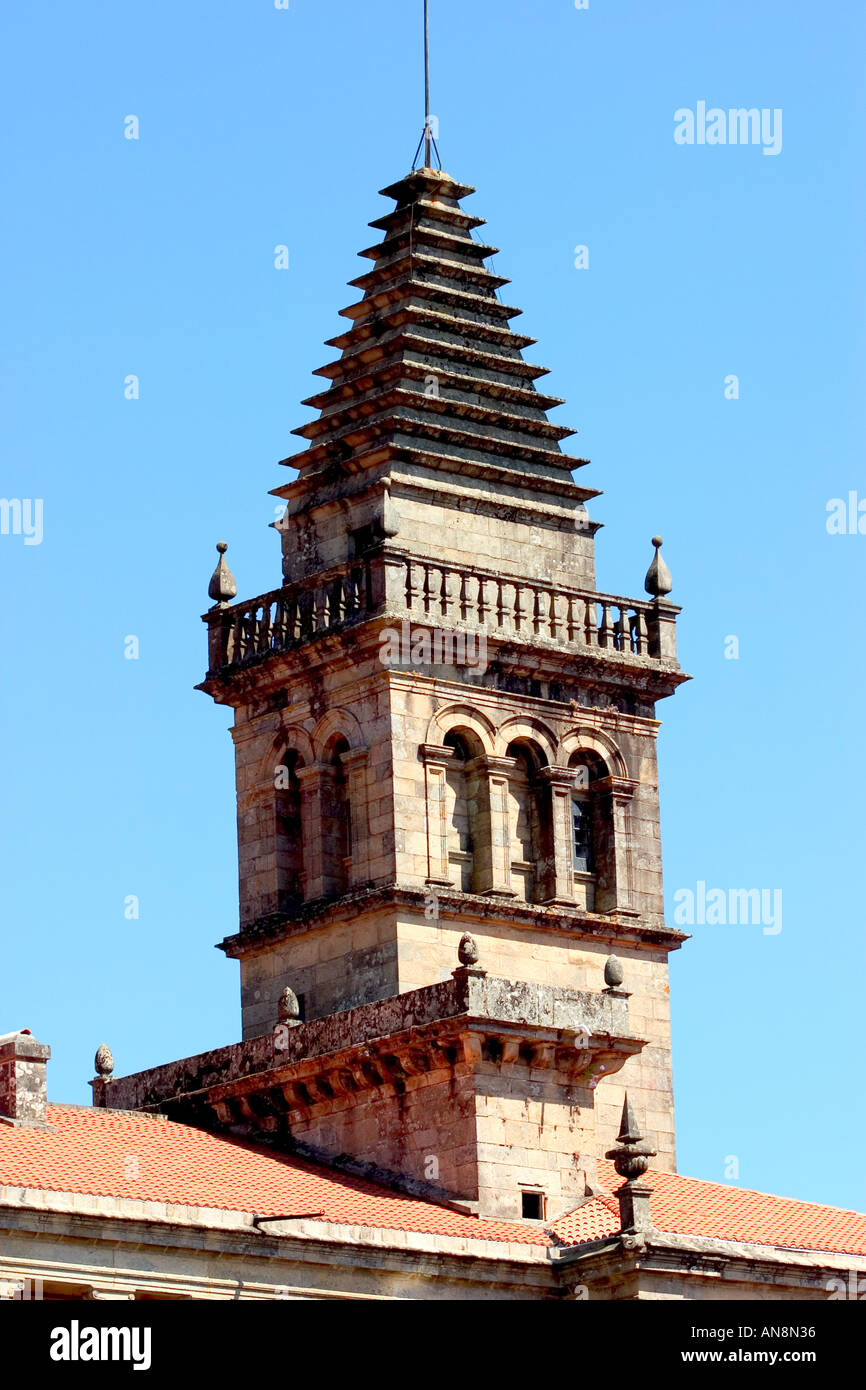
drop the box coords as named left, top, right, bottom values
left=634, top=608, right=648, bottom=656
left=477, top=576, right=488, bottom=624
left=613, top=605, right=627, bottom=652
left=351, top=566, right=363, bottom=616
left=332, top=576, right=346, bottom=625
left=342, top=568, right=356, bottom=617
left=513, top=583, right=524, bottom=632
left=285, top=594, right=299, bottom=641
left=404, top=559, right=416, bottom=612
left=440, top=567, right=453, bottom=617
left=531, top=587, right=542, bottom=635
left=584, top=599, right=596, bottom=646
left=271, top=599, right=288, bottom=649
left=547, top=590, right=558, bottom=640
left=566, top=595, right=577, bottom=643
left=238, top=609, right=251, bottom=659
left=314, top=585, right=327, bottom=632
left=496, top=579, right=506, bottom=628
left=422, top=564, right=433, bottom=614
left=459, top=573, right=470, bottom=622
left=598, top=602, right=612, bottom=649
left=259, top=602, right=272, bottom=653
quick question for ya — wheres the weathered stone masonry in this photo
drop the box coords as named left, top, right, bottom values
left=100, top=165, right=689, bottom=1222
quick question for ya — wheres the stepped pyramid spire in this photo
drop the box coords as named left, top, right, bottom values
left=273, top=167, right=599, bottom=539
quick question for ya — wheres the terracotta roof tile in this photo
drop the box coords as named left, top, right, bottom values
left=0, top=1106, right=548, bottom=1246
left=2, top=1109, right=863, bottom=1257
left=550, top=1159, right=866, bottom=1256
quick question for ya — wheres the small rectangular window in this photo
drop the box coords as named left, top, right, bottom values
left=521, top=1190, right=545, bottom=1220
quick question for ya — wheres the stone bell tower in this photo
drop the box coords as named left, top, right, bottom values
left=194, top=165, right=688, bottom=1220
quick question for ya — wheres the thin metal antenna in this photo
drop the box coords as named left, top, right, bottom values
left=411, top=0, right=442, bottom=169
left=424, top=0, right=431, bottom=167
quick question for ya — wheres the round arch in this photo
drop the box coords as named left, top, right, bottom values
left=426, top=703, right=496, bottom=757
left=311, top=708, right=364, bottom=762
left=495, top=716, right=558, bottom=767
left=558, top=726, right=629, bottom=780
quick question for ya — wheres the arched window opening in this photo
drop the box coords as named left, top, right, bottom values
left=322, top=736, right=351, bottom=899
left=443, top=728, right=483, bottom=892
left=275, top=749, right=304, bottom=912
left=571, top=796, right=594, bottom=874
left=505, top=739, right=550, bottom=903
left=568, top=751, right=612, bottom=912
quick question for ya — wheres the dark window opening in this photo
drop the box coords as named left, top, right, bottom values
left=521, top=1190, right=545, bottom=1220
left=572, top=797, right=594, bottom=873
left=348, top=522, right=382, bottom=558
left=444, top=730, right=471, bottom=761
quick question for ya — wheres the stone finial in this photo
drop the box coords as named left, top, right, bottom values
left=208, top=542, right=238, bottom=607
left=608, top=1096, right=652, bottom=1178
left=457, top=933, right=480, bottom=967
left=604, top=955, right=624, bottom=989
left=277, top=987, right=301, bottom=1026
left=605, top=1095, right=657, bottom=1234
left=644, top=536, right=673, bottom=599
left=94, top=1043, right=114, bottom=1079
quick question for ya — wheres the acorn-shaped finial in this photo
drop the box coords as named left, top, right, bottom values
left=457, top=933, right=480, bottom=967
left=94, top=1043, right=114, bottom=1079
left=644, top=536, right=673, bottom=599
left=208, top=542, right=238, bottom=607
left=277, top=986, right=301, bottom=1025
left=604, top=955, right=624, bottom=989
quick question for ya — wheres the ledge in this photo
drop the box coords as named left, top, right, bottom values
left=219, top=884, right=688, bottom=958
left=90, top=972, right=641, bottom=1117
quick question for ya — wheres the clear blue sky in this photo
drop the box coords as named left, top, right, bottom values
left=2, top=0, right=863, bottom=1211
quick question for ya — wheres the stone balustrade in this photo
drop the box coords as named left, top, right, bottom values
left=204, top=557, right=377, bottom=676
left=203, top=551, right=678, bottom=676
left=397, top=557, right=676, bottom=660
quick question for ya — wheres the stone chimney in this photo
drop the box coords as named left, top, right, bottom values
left=0, top=1030, right=51, bottom=1128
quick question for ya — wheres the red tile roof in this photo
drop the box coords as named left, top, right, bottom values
left=1, top=1108, right=863, bottom=1257
left=550, top=1159, right=866, bottom=1257
left=0, top=1106, right=549, bottom=1246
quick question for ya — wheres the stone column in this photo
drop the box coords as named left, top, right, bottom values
left=599, top=776, right=639, bottom=913
left=468, top=756, right=516, bottom=898
left=340, top=747, right=370, bottom=888
left=538, top=766, right=577, bottom=906
left=296, top=763, right=327, bottom=901
left=420, top=744, right=457, bottom=885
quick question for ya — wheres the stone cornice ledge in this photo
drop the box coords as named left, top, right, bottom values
left=220, top=885, right=687, bottom=957
left=91, top=972, right=640, bottom=1115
